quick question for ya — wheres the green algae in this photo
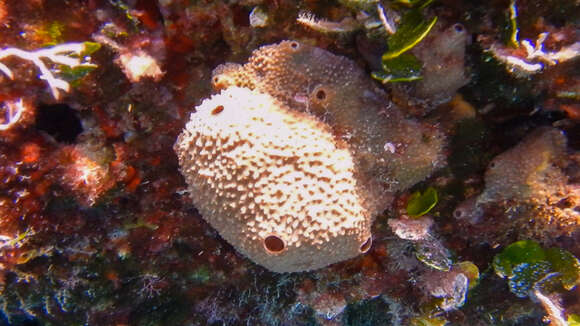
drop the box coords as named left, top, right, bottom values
left=382, top=10, right=437, bottom=60
left=372, top=52, right=423, bottom=83
left=456, top=261, right=480, bottom=289
left=39, top=21, right=65, bottom=46
left=372, top=0, right=437, bottom=83
left=493, top=240, right=580, bottom=297
left=493, top=240, right=546, bottom=278
left=190, top=265, right=211, bottom=284
left=507, top=261, right=552, bottom=298
left=59, top=65, right=98, bottom=87
left=544, top=247, right=580, bottom=290
left=569, top=314, right=580, bottom=326
left=406, top=187, right=438, bottom=217
left=506, top=0, right=520, bottom=48
left=409, top=315, right=448, bottom=326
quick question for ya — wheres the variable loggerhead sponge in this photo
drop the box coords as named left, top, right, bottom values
left=212, top=40, right=446, bottom=194
left=479, top=127, right=568, bottom=203
left=174, top=87, right=377, bottom=272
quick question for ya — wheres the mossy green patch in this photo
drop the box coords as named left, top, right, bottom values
left=59, top=65, right=97, bottom=87
left=506, top=0, right=520, bottom=48
left=81, top=42, right=102, bottom=57
left=40, top=21, right=65, bottom=46
left=544, top=247, right=580, bottom=290
left=456, top=261, right=480, bottom=289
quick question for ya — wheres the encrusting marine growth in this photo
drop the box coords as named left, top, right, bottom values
left=175, top=41, right=446, bottom=272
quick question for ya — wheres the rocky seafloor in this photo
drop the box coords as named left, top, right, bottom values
left=0, top=0, right=579, bottom=325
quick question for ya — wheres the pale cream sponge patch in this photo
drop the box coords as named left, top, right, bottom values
left=174, top=87, right=376, bottom=273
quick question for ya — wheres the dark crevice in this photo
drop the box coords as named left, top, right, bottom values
left=35, top=103, right=83, bottom=143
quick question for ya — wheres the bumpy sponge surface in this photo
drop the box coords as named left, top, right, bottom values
left=174, top=87, right=375, bottom=272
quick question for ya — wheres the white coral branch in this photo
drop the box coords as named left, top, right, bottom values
left=0, top=43, right=94, bottom=100
left=523, top=33, right=580, bottom=65
left=297, top=11, right=359, bottom=34
left=377, top=3, right=396, bottom=35
left=490, top=33, right=580, bottom=76
left=0, top=98, right=25, bottom=131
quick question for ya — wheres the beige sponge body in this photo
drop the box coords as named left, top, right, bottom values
left=174, top=87, right=376, bottom=273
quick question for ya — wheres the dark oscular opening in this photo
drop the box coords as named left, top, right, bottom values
left=453, top=23, right=465, bottom=33
left=211, top=105, right=224, bottom=115
left=264, top=235, right=285, bottom=254
left=289, top=41, right=299, bottom=49
left=315, top=89, right=327, bottom=100
left=359, top=236, right=372, bottom=253
left=35, top=103, right=83, bottom=143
